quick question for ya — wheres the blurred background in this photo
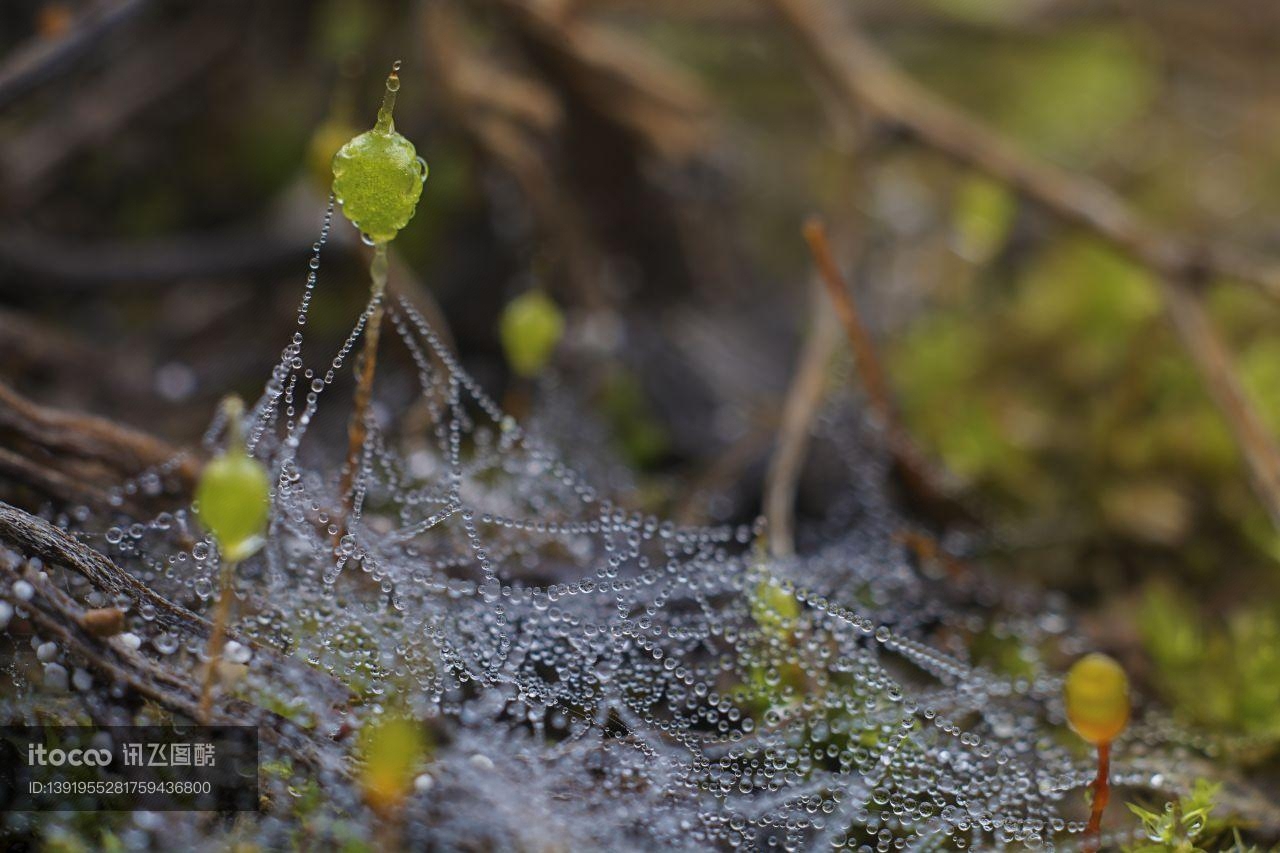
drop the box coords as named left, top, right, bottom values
left=5, top=0, right=1280, bottom=768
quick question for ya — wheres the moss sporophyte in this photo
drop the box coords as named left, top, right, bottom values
left=1064, top=652, right=1131, bottom=853
left=333, top=60, right=427, bottom=512
left=500, top=289, right=565, bottom=379
left=194, top=395, right=271, bottom=723
left=331, top=60, right=426, bottom=247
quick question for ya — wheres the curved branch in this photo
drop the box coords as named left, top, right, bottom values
left=765, top=0, right=1280, bottom=530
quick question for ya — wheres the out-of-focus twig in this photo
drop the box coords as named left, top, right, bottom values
left=0, top=10, right=234, bottom=211
left=764, top=0, right=1280, bottom=300
left=767, top=0, right=1280, bottom=530
left=420, top=1, right=604, bottom=307
left=803, top=217, right=973, bottom=526
left=762, top=280, right=839, bottom=558
left=0, top=224, right=315, bottom=290
left=0, top=0, right=151, bottom=111
left=0, top=381, right=197, bottom=515
left=802, top=219, right=895, bottom=431
left=492, top=0, right=712, bottom=161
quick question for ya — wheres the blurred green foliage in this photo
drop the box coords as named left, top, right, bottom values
left=597, top=367, right=671, bottom=470
left=1140, top=585, right=1280, bottom=750
left=890, top=229, right=1280, bottom=581
left=907, top=29, right=1155, bottom=164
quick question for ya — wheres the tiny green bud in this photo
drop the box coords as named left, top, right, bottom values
left=196, top=397, right=270, bottom=563
left=500, top=290, right=565, bottom=378
left=332, top=61, right=427, bottom=245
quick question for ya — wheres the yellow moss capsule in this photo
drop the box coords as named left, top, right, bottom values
left=500, top=290, right=565, bottom=378
left=1063, top=652, right=1130, bottom=745
left=196, top=399, right=270, bottom=563
left=309, top=117, right=359, bottom=192
left=359, top=714, right=429, bottom=818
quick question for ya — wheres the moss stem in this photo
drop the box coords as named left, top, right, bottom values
left=340, top=243, right=389, bottom=516
left=1082, top=740, right=1111, bottom=853
left=198, top=556, right=238, bottom=724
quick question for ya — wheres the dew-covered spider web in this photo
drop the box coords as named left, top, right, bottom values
left=5, top=199, right=1213, bottom=851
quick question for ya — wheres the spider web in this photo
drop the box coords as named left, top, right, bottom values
left=43, top=201, right=1192, bottom=851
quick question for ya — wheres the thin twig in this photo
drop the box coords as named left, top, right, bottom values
left=802, top=218, right=896, bottom=432
left=0, top=10, right=234, bottom=212
left=764, top=0, right=1280, bottom=300
left=0, top=380, right=198, bottom=515
left=0, top=0, right=151, bottom=111
left=767, top=0, right=1280, bottom=530
left=763, top=280, right=839, bottom=558
left=802, top=217, right=973, bottom=526
left=0, top=501, right=351, bottom=710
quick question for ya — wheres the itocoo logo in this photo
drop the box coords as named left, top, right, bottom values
left=26, top=743, right=112, bottom=766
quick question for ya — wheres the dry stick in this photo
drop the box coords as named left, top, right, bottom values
left=765, top=0, right=1280, bottom=531
left=803, top=217, right=971, bottom=525
left=1083, top=740, right=1112, bottom=853
left=0, top=502, right=347, bottom=774
left=0, top=501, right=352, bottom=703
left=763, top=279, right=840, bottom=558
left=802, top=219, right=895, bottom=431
left=0, top=0, right=151, bottom=111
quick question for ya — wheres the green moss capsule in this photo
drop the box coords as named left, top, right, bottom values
left=331, top=61, right=426, bottom=245
left=500, top=290, right=565, bottom=378
left=196, top=398, right=270, bottom=563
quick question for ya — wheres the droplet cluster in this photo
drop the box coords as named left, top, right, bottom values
left=0, top=204, right=1206, bottom=851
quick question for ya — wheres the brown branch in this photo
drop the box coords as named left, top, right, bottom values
left=0, top=540, right=336, bottom=771
left=767, top=0, right=1280, bottom=530
left=0, top=381, right=198, bottom=515
left=0, top=501, right=352, bottom=734
left=803, top=217, right=974, bottom=526
left=0, top=222, right=317, bottom=290
left=765, top=0, right=1280, bottom=300
left=492, top=0, right=712, bottom=161
left=803, top=219, right=896, bottom=433
left=0, top=0, right=152, bottom=111
left=0, top=10, right=235, bottom=212
left=420, top=1, right=605, bottom=308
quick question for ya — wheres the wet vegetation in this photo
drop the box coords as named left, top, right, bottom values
left=4, top=0, right=1280, bottom=850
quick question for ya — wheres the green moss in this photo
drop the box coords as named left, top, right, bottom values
left=1140, top=584, right=1280, bottom=749
left=1124, top=779, right=1229, bottom=853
